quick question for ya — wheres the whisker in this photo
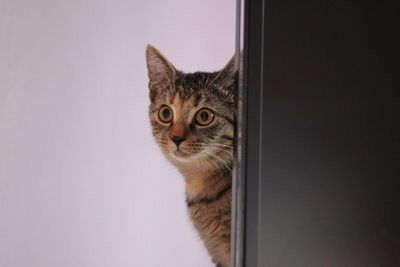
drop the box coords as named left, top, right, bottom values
left=200, top=146, right=233, bottom=173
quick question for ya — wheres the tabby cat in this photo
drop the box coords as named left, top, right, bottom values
left=145, top=45, right=235, bottom=267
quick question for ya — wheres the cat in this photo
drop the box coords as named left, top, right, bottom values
left=145, top=45, right=235, bottom=267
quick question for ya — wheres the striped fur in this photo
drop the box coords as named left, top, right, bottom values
left=146, top=45, right=235, bottom=267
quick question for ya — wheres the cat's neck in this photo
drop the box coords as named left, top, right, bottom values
left=178, top=163, right=232, bottom=202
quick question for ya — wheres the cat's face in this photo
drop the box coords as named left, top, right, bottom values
left=146, top=45, right=235, bottom=170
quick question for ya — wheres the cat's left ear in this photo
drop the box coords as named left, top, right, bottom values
left=214, top=55, right=236, bottom=93
left=223, top=55, right=235, bottom=73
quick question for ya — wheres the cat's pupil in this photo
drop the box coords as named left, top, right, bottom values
left=163, top=109, right=171, bottom=118
left=200, top=111, right=208, bottom=121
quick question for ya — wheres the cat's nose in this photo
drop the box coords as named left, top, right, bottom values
left=171, top=135, right=185, bottom=146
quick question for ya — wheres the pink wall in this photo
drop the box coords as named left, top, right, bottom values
left=0, top=1, right=235, bottom=266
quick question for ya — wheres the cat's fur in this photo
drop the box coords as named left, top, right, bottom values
left=145, top=45, right=235, bottom=267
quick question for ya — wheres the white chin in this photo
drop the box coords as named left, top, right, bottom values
left=169, top=150, right=192, bottom=162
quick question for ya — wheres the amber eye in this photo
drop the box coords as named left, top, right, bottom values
left=195, top=108, right=215, bottom=126
left=158, top=105, right=173, bottom=123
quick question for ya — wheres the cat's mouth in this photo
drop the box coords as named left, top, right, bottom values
left=173, top=149, right=189, bottom=157
left=170, top=148, right=192, bottom=160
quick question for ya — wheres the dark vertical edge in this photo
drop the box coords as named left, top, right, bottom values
left=242, top=0, right=265, bottom=266
left=232, top=0, right=265, bottom=265
left=231, top=0, right=245, bottom=265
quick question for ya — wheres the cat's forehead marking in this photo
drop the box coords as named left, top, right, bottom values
left=167, top=92, right=201, bottom=123
left=170, top=92, right=180, bottom=105
left=170, top=93, right=185, bottom=119
left=169, top=90, right=196, bottom=106
left=193, top=93, right=203, bottom=107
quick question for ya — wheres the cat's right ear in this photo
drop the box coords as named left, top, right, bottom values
left=146, top=45, right=176, bottom=99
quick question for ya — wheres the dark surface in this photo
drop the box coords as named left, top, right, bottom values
left=243, top=0, right=400, bottom=266
left=241, top=0, right=264, bottom=266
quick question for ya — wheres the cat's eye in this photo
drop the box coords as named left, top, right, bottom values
left=158, top=105, right=173, bottom=123
left=195, top=108, right=215, bottom=126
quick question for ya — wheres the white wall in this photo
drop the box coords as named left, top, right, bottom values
left=0, top=1, right=235, bottom=266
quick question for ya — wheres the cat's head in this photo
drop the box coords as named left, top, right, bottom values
left=145, top=45, right=235, bottom=171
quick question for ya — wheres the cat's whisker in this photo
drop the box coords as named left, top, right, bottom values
left=211, top=143, right=233, bottom=149
left=199, top=149, right=225, bottom=177
left=200, top=146, right=232, bottom=173
left=210, top=147, right=232, bottom=168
